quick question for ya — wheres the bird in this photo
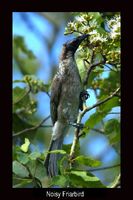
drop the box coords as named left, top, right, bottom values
left=44, top=34, right=89, bottom=177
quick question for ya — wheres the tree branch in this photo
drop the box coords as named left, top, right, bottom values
left=69, top=87, right=120, bottom=161
left=13, top=115, right=50, bottom=137
left=69, top=115, right=81, bottom=160
left=80, top=87, right=120, bottom=118
left=83, top=60, right=105, bottom=86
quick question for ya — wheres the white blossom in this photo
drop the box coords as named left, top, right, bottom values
left=90, top=33, right=108, bottom=43
left=75, top=16, right=86, bottom=23
left=107, top=15, right=120, bottom=39
left=89, top=30, right=97, bottom=35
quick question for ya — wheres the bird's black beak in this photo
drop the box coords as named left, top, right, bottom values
left=72, top=34, right=89, bottom=48
left=77, top=34, right=89, bottom=42
left=65, top=34, right=89, bottom=53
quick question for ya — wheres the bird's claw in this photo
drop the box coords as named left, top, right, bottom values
left=80, top=90, right=90, bottom=101
left=69, top=122, right=84, bottom=129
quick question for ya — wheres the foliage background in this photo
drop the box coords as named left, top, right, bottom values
left=12, top=12, right=120, bottom=188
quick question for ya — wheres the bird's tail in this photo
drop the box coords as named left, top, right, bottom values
left=44, top=121, right=69, bottom=177
left=44, top=136, right=64, bottom=177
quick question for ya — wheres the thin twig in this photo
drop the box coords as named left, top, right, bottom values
left=45, top=92, right=50, bottom=98
left=88, top=163, right=120, bottom=172
left=90, top=127, right=104, bottom=134
left=40, top=125, right=52, bottom=128
left=90, top=50, right=94, bottom=64
left=104, top=64, right=118, bottom=72
left=108, top=112, right=120, bottom=115
left=64, top=30, right=84, bottom=35
left=69, top=117, right=81, bottom=160
left=83, top=59, right=89, bottom=70
left=81, top=126, right=105, bottom=136
left=13, top=115, right=50, bottom=137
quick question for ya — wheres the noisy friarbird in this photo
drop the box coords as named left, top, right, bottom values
left=44, top=34, right=89, bottom=177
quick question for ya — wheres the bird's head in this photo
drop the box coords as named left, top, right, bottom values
left=63, top=34, right=89, bottom=54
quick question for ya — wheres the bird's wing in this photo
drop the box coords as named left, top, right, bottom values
left=50, top=75, right=62, bottom=125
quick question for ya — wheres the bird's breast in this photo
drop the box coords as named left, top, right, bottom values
left=57, top=65, right=82, bottom=123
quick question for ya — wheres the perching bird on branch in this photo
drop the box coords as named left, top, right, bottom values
left=44, top=34, right=89, bottom=177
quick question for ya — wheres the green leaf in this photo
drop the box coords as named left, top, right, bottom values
left=48, top=149, right=66, bottom=155
left=104, top=119, right=120, bottom=135
left=93, top=53, right=104, bottom=64
left=27, top=160, right=46, bottom=182
left=74, top=155, right=101, bottom=167
left=59, top=155, right=69, bottom=175
left=70, top=171, right=98, bottom=181
left=100, top=97, right=120, bottom=112
left=13, top=178, right=32, bottom=188
left=17, top=152, right=29, bottom=164
left=13, top=145, right=21, bottom=160
left=69, top=170, right=106, bottom=188
left=84, top=98, right=119, bottom=135
left=13, top=36, right=39, bottom=75
left=104, top=119, right=120, bottom=144
left=109, top=133, right=120, bottom=145
left=63, top=144, right=72, bottom=154
left=98, top=71, right=120, bottom=99
left=13, top=86, right=32, bottom=116
left=13, top=79, right=25, bottom=83
left=96, top=26, right=107, bottom=35
left=63, top=142, right=80, bottom=157
left=29, top=151, right=41, bottom=160
left=26, top=160, right=36, bottom=175
left=90, top=12, right=103, bottom=26
left=34, top=160, right=46, bottom=182
left=13, top=114, right=33, bottom=134
left=83, top=111, right=106, bottom=134
left=40, top=83, right=50, bottom=93
left=85, top=69, right=104, bottom=88
left=13, top=36, right=36, bottom=59
left=13, top=161, right=29, bottom=178
left=51, top=175, right=69, bottom=187
left=20, top=138, right=30, bottom=153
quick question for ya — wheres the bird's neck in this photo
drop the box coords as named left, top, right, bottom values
left=60, top=50, right=74, bottom=61
left=59, top=48, right=78, bottom=75
left=59, top=54, right=79, bottom=77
